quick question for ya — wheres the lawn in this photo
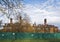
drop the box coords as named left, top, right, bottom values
left=0, top=39, right=60, bottom=42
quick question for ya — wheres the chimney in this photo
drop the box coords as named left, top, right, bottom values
left=33, top=22, right=36, bottom=27
left=44, top=18, right=47, bottom=25
left=19, top=16, right=22, bottom=23
left=10, top=18, right=13, bottom=23
left=20, top=16, right=22, bottom=20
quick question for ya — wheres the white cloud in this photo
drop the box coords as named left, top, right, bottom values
left=23, top=0, right=60, bottom=28
left=0, top=0, right=60, bottom=28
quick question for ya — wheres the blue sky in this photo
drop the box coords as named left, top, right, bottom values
left=22, top=0, right=60, bottom=28
left=0, top=0, right=60, bottom=29
left=23, top=0, right=47, bottom=4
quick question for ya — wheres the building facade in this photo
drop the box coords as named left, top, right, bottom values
left=0, top=16, right=58, bottom=33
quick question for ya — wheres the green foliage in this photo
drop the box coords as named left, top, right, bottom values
left=0, top=32, right=60, bottom=39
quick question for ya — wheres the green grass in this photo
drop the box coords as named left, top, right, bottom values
left=0, top=39, right=60, bottom=42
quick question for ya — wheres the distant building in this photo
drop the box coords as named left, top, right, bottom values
left=1, top=16, right=33, bottom=32
left=33, top=19, right=58, bottom=33
left=0, top=16, right=58, bottom=33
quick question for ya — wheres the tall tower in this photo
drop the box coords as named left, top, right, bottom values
left=44, top=18, right=47, bottom=25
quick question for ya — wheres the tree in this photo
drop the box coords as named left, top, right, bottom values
left=0, top=0, right=31, bottom=26
left=0, top=0, right=23, bottom=19
left=23, top=13, right=31, bottom=23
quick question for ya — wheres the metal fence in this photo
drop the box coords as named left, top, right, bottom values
left=0, top=32, right=60, bottom=39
